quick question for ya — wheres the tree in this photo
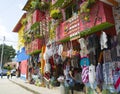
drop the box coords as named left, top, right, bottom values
left=0, top=44, right=16, bottom=67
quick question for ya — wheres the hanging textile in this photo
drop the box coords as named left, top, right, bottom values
left=100, top=31, right=108, bottom=50
left=58, top=44, right=63, bottom=56
left=117, top=32, right=120, bottom=45
left=80, top=57, right=90, bottom=67
left=103, top=63, right=114, bottom=85
left=103, top=50, right=112, bottom=63
left=113, top=62, right=120, bottom=93
left=96, top=63, right=104, bottom=84
left=89, top=64, right=96, bottom=89
left=41, top=46, right=46, bottom=74
left=81, top=66, right=89, bottom=83
left=78, top=38, right=87, bottom=50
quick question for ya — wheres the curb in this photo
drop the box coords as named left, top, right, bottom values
left=9, top=80, right=40, bottom=94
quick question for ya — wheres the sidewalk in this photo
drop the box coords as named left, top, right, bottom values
left=9, top=77, right=60, bottom=94
left=9, top=77, right=85, bottom=94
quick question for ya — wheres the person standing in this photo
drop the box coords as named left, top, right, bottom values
left=0, top=69, right=3, bottom=78
left=11, top=70, right=13, bottom=78
left=7, top=71, right=10, bottom=79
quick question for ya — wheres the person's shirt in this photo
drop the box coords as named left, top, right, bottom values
left=7, top=71, right=11, bottom=75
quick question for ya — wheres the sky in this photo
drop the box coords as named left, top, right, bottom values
left=0, top=0, right=27, bottom=51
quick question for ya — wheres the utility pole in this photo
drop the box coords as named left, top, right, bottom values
left=0, top=36, right=5, bottom=69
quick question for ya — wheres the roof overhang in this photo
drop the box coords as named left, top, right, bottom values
left=12, top=13, right=26, bottom=33
left=22, top=0, right=34, bottom=11
left=100, top=0, right=119, bottom=6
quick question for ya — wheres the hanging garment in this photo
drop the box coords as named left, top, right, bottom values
left=103, top=63, right=114, bottom=85
left=81, top=66, right=89, bottom=83
left=113, top=64, right=120, bottom=93
left=117, top=32, right=120, bottom=45
left=100, top=31, right=108, bottom=50
left=55, top=55, right=63, bottom=65
left=78, top=38, right=87, bottom=50
left=49, top=57, right=55, bottom=72
left=89, top=64, right=96, bottom=89
left=114, top=77, right=120, bottom=93
left=111, top=47, right=117, bottom=61
left=44, top=62, right=51, bottom=73
left=103, top=50, right=112, bottom=63
left=80, top=48, right=89, bottom=58
left=87, top=34, right=99, bottom=49
left=96, top=63, right=104, bottom=84
left=111, top=36, right=117, bottom=48
left=41, top=46, right=46, bottom=74
left=116, top=45, right=120, bottom=57
left=89, top=49, right=96, bottom=65
left=80, top=57, right=90, bottom=66
left=58, top=44, right=63, bottom=56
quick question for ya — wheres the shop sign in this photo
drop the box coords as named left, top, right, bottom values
left=64, top=15, right=80, bottom=34
left=70, top=31, right=80, bottom=39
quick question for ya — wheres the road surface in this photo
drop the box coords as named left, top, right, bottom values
left=0, top=77, right=33, bottom=94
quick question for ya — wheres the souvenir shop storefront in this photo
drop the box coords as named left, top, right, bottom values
left=54, top=1, right=120, bottom=94
left=24, top=1, right=120, bottom=94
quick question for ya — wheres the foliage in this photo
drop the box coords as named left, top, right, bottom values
left=29, top=50, right=41, bottom=55
left=34, top=34, right=43, bottom=39
left=31, top=0, right=50, bottom=11
left=39, top=1, right=50, bottom=11
left=31, top=0, right=40, bottom=10
left=59, top=37, right=70, bottom=43
left=0, top=44, right=16, bottom=67
left=24, top=34, right=31, bottom=43
left=51, top=0, right=72, bottom=9
left=80, top=0, right=96, bottom=22
left=49, top=27, right=55, bottom=40
left=52, top=0, right=64, bottom=9
left=3, top=66, right=12, bottom=70
left=61, top=0, right=73, bottom=8
left=21, top=18, right=28, bottom=25
left=31, top=22, right=40, bottom=32
left=50, top=9, right=62, bottom=20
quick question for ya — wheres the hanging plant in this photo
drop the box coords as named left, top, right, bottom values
left=80, top=1, right=89, bottom=13
left=49, top=27, right=55, bottom=40
left=21, top=18, right=28, bottom=25
left=31, top=22, right=40, bottom=31
left=31, top=0, right=50, bottom=12
left=25, top=36, right=31, bottom=43
left=39, top=1, right=50, bottom=11
left=61, top=0, right=73, bottom=8
left=80, top=0, right=96, bottom=13
left=79, top=0, right=95, bottom=22
left=31, top=0, right=40, bottom=10
left=50, top=9, right=62, bottom=20
left=23, top=33, right=31, bottom=43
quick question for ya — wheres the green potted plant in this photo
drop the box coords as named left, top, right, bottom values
left=50, top=9, right=62, bottom=20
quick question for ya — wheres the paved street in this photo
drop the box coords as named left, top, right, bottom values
left=0, top=76, right=85, bottom=94
left=0, top=77, right=33, bottom=94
